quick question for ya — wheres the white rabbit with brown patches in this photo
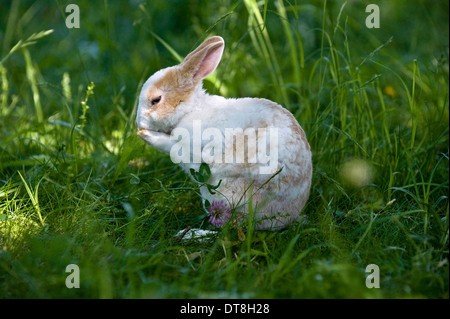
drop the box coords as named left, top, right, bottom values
left=136, top=36, right=312, bottom=230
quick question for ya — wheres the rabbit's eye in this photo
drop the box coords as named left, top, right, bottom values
left=151, top=96, right=161, bottom=105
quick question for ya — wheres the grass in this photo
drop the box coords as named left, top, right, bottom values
left=0, top=0, right=448, bottom=299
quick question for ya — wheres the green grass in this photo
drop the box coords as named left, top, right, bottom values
left=0, top=0, right=448, bottom=298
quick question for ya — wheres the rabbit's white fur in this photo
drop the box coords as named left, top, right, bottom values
left=137, top=36, right=312, bottom=230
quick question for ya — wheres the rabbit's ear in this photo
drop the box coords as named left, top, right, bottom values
left=184, top=36, right=224, bottom=62
left=180, top=36, right=224, bottom=84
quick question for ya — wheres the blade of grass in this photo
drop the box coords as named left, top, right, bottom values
left=0, top=29, right=54, bottom=66
left=17, top=171, right=45, bottom=227
left=243, top=0, right=288, bottom=105
left=22, top=48, right=43, bottom=122
left=276, top=0, right=301, bottom=85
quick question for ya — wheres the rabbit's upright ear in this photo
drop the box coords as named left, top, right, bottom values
left=179, top=36, right=224, bottom=85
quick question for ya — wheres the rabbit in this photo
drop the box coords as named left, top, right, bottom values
left=136, top=36, right=312, bottom=230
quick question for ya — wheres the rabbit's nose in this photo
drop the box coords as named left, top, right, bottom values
left=136, top=112, right=145, bottom=130
left=136, top=110, right=154, bottom=131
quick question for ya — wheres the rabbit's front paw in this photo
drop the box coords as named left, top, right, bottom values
left=137, top=129, right=173, bottom=153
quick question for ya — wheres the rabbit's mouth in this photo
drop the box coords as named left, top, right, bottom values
left=137, top=128, right=172, bottom=136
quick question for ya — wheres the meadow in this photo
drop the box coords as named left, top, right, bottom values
left=0, top=0, right=448, bottom=299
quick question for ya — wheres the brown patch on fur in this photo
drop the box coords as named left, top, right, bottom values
left=250, top=182, right=310, bottom=230
left=259, top=99, right=311, bottom=152
left=290, top=122, right=310, bottom=152
left=145, top=68, right=196, bottom=122
left=280, top=110, right=310, bottom=152
left=224, top=127, right=260, bottom=164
